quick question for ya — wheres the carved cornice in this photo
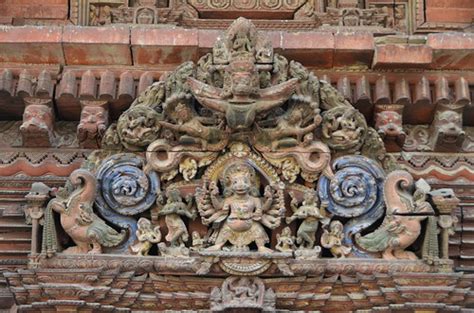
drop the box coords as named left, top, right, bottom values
left=5, top=255, right=473, bottom=312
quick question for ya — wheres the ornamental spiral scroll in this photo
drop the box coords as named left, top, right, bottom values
left=318, top=155, right=385, bottom=255
left=96, top=153, right=159, bottom=216
left=95, top=153, right=159, bottom=253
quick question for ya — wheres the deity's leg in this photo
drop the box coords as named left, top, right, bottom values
left=256, top=239, right=273, bottom=253
left=89, top=240, right=102, bottom=254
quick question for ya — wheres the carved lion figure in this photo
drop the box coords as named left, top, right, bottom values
left=20, top=104, right=54, bottom=147
left=431, top=110, right=465, bottom=151
left=77, top=106, right=108, bottom=149
left=375, top=110, right=406, bottom=151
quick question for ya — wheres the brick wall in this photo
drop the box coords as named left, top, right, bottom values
left=426, top=0, right=474, bottom=24
left=0, top=0, right=68, bottom=23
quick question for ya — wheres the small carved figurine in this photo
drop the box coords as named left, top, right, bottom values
left=179, top=157, right=198, bottom=181
left=321, top=221, right=351, bottom=258
left=157, top=189, right=195, bottom=248
left=116, top=105, right=161, bottom=151
left=322, top=106, right=367, bottom=153
left=43, top=169, right=125, bottom=255
left=191, top=231, right=206, bottom=251
left=431, top=110, right=465, bottom=151
left=275, top=226, right=295, bottom=252
left=256, top=103, right=320, bottom=151
left=188, top=58, right=298, bottom=130
left=374, top=109, right=406, bottom=152
left=130, top=217, right=161, bottom=256
left=160, top=99, right=225, bottom=150
left=287, top=191, right=329, bottom=249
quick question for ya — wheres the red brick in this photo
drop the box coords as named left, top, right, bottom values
left=0, top=26, right=64, bottom=64
left=427, top=0, right=473, bottom=9
left=0, top=1, right=68, bottom=19
left=427, top=33, right=474, bottom=70
left=62, top=26, right=131, bottom=66
left=426, top=8, right=474, bottom=23
left=131, top=27, right=199, bottom=65
left=198, top=29, right=221, bottom=50
left=334, top=32, right=374, bottom=67
left=373, top=44, right=433, bottom=69
left=281, top=32, right=334, bottom=68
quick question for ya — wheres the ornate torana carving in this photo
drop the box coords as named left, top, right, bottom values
left=30, top=18, right=457, bottom=288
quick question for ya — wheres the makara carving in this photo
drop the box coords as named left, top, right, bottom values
left=30, top=18, right=457, bottom=281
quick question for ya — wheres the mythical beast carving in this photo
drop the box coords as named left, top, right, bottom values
left=42, top=169, right=125, bottom=255
left=356, top=171, right=434, bottom=260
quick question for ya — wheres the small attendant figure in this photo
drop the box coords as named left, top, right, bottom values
left=130, top=217, right=161, bottom=256
left=321, top=220, right=351, bottom=258
left=275, top=226, right=296, bottom=252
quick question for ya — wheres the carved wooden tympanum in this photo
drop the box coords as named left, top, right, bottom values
left=8, top=18, right=463, bottom=312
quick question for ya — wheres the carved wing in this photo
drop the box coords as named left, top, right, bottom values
left=256, top=78, right=299, bottom=112
left=187, top=77, right=222, bottom=98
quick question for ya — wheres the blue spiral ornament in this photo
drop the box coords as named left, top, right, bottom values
left=318, top=155, right=385, bottom=257
left=95, top=153, right=159, bottom=253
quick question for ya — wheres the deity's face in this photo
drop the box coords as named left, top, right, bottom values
left=230, top=172, right=252, bottom=195
left=331, top=221, right=343, bottom=234
left=176, top=103, right=192, bottom=122
left=231, top=72, right=253, bottom=96
left=287, top=109, right=303, bottom=124
left=138, top=218, right=151, bottom=231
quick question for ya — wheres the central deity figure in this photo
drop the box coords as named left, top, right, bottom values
left=201, top=162, right=274, bottom=252
left=186, top=17, right=298, bottom=131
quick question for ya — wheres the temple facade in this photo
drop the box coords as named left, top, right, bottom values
left=0, top=1, right=473, bottom=312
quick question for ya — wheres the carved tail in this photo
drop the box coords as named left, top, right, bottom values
left=383, top=170, right=414, bottom=215
left=67, top=169, right=97, bottom=211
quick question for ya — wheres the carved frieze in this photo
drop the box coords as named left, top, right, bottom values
left=69, top=0, right=408, bottom=32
